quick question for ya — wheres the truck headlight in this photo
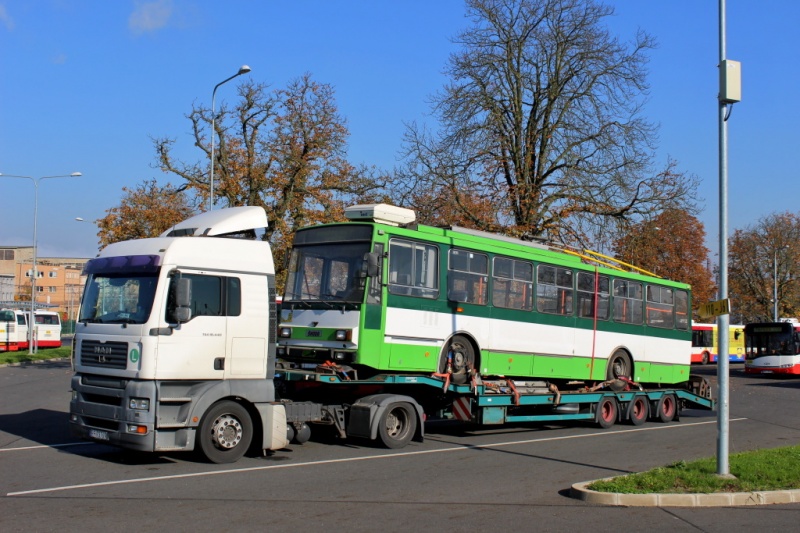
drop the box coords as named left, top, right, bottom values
left=335, top=329, right=352, bottom=341
left=279, top=327, right=292, bottom=338
left=129, top=397, right=150, bottom=411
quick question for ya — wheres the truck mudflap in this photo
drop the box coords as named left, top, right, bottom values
left=347, top=393, right=425, bottom=449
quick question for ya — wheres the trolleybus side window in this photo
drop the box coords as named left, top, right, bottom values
left=448, top=249, right=488, bottom=305
left=576, top=272, right=609, bottom=320
left=646, top=284, right=674, bottom=329
left=491, top=256, right=533, bottom=311
left=613, top=279, right=643, bottom=324
left=388, top=239, right=439, bottom=298
left=536, top=265, right=573, bottom=315
left=675, top=290, right=689, bottom=330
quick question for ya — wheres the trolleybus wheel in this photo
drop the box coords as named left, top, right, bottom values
left=595, top=397, right=618, bottom=429
left=197, top=400, right=253, bottom=464
left=441, top=335, right=475, bottom=385
left=627, top=395, right=649, bottom=426
left=606, top=350, right=632, bottom=381
left=655, top=394, right=677, bottom=423
left=378, top=402, right=417, bottom=449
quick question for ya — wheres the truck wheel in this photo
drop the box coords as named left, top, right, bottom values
left=655, top=394, right=677, bottom=423
left=197, top=401, right=253, bottom=464
left=378, top=402, right=417, bottom=449
left=606, top=350, right=631, bottom=381
left=595, top=397, right=618, bottom=429
left=441, top=336, right=475, bottom=385
left=626, top=395, right=649, bottom=426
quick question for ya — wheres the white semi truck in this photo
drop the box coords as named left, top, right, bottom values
left=70, top=207, right=714, bottom=464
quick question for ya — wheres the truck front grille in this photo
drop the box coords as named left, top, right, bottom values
left=80, top=340, right=128, bottom=369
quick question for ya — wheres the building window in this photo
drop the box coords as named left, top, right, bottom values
left=49, top=271, right=58, bottom=278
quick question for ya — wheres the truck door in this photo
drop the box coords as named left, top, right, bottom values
left=157, top=271, right=227, bottom=380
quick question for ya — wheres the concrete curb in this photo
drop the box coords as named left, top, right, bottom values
left=571, top=479, right=800, bottom=507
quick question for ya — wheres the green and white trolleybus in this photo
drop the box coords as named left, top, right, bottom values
left=278, top=204, right=692, bottom=386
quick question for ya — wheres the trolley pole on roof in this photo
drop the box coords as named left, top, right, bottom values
left=717, top=0, right=741, bottom=478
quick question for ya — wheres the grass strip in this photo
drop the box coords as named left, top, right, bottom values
left=0, top=346, right=72, bottom=365
left=589, top=445, right=800, bottom=493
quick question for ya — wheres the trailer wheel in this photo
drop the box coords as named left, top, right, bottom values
left=655, top=394, right=677, bottom=423
left=595, top=397, right=618, bottom=429
left=378, top=402, right=417, bottom=449
left=197, top=401, right=253, bottom=464
left=606, top=350, right=632, bottom=381
left=627, top=395, right=649, bottom=426
left=441, top=335, right=475, bottom=385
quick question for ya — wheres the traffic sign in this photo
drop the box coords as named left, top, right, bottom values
left=698, top=298, right=730, bottom=318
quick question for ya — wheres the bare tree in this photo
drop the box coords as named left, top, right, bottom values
left=729, top=212, right=800, bottom=323
left=395, top=0, right=699, bottom=249
left=153, top=74, right=388, bottom=290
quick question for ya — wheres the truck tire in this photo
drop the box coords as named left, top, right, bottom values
left=655, top=394, right=677, bottom=423
left=606, top=350, right=631, bottom=381
left=595, top=396, right=618, bottom=429
left=197, top=401, right=253, bottom=464
left=378, top=402, right=417, bottom=449
left=626, top=395, right=649, bottom=426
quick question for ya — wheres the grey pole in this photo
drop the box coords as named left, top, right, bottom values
left=0, top=172, right=82, bottom=354
left=208, top=65, right=251, bottom=211
left=716, top=0, right=731, bottom=477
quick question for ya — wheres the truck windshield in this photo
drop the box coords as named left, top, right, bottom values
left=284, top=242, right=370, bottom=304
left=79, top=272, right=159, bottom=324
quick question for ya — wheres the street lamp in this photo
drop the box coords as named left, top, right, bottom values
left=774, top=245, right=790, bottom=321
left=209, top=64, right=251, bottom=211
left=0, top=172, right=82, bottom=353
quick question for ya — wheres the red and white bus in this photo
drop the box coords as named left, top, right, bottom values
left=0, top=309, right=29, bottom=352
left=32, top=310, right=62, bottom=348
left=744, top=321, right=800, bottom=375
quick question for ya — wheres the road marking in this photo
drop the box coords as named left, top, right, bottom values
left=7, top=418, right=745, bottom=497
left=0, top=442, right=89, bottom=453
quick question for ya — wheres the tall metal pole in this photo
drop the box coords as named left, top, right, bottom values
left=208, top=65, right=251, bottom=211
left=774, top=249, right=779, bottom=321
left=716, top=0, right=731, bottom=477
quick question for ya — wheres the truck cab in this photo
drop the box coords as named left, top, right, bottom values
left=70, top=207, right=288, bottom=463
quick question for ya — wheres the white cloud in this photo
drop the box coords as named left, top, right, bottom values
left=0, top=4, right=16, bottom=31
left=129, top=0, right=173, bottom=35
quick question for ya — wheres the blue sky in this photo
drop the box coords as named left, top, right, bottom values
left=0, top=1, right=795, bottom=259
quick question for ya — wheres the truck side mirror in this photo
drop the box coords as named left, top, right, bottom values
left=171, top=276, right=192, bottom=324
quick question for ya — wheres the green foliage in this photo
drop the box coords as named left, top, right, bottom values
left=589, top=446, right=800, bottom=494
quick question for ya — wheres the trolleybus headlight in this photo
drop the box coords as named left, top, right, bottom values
left=129, top=397, right=150, bottom=411
left=335, top=329, right=352, bottom=341
left=279, top=327, right=292, bottom=338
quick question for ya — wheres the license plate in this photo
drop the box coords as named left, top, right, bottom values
left=89, top=429, right=110, bottom=441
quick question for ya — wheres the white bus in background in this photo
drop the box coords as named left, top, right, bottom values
left=0, top=309, right=28, bottom=352
left=33, top=310, right=62, bottom=348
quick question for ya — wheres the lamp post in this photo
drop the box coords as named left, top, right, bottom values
left=209, top=65, right=251, bottom=211
left=774, top=245, right=789, bottom=321
left=0, top=172, right=82, bottom=353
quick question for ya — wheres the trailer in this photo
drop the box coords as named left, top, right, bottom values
left=275, top=365, right=714, bottom=450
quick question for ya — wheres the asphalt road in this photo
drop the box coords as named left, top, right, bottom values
left=1, top=361, right=800, bottom=532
